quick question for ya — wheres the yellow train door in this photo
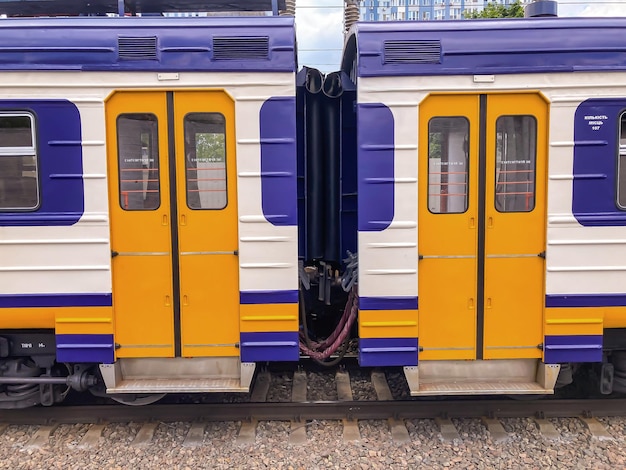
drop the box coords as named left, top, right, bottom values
left=418, top=93, right=547, bottom=361
left=106, top=90, right=239, bottom=359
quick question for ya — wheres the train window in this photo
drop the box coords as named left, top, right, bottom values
left=116, top=114, right=160, bottom=211
left=494, top=115, right=537, bottom=213
left=0, top=114, right=39, bottom=211
left=428, top=117, right=469, bottom=214
left=618, top=113, right=626, bottom=208
left=184, top=113, right=227, bottom=210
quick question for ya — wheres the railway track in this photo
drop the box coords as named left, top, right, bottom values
left=1, top=368, right=624, bottom=447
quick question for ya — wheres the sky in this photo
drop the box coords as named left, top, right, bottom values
left=295, top=0, right=626, bottom=73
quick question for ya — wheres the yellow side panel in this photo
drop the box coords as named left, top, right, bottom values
left=545, top=308, right=604, bottom=336
left=179, top=255, right=239, bottom=357
left=240, top=303, right=299, bottom=333
left=483, top=257, right=543, bottom=359
left=55, top=307, right=113, bottom=335
left=358, top=310, right=418, bottom=339
left=111, top=256, right=174, bottom=357
left=604, top=307, right=626, bottom=328
left=0, top=308, right=55, bottom=329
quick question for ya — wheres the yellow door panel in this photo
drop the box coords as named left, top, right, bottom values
left=483, top=257, right=543, bottom=359
left=179, top=254, right=239, bottom=357
left=173, top=91, right=240, bottom=357
left=418, top=259, right=476, bottom=360
left=106, top=91, right=174, bottom=358
left=418, top=94, right=479, bottom=360
left=110, top=256, right=174, bottom=357
left=483, top=93, right=547, bottom=359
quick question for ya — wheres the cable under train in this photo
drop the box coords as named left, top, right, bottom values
left=1, top=0, right=626, bottom=409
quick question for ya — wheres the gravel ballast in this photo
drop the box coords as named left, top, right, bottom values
left=1, top=416, right=626, bottom=469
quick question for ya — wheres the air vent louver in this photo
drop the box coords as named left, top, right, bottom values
left=213, top=36, right=269, bottom=60
left=118, top=37, right=158, bottom=60
left=384, top=40, right=441, bottom=64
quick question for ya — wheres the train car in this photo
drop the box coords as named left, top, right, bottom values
left=4, top=2, right=626, bottom=409
left=0, top=1, right=299, bottom=408
left=337, top=16, right=626, bottom=395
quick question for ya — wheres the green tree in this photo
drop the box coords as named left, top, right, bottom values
left=465, top=1, right=525, bottom=18
left=195, top=132, right=225, bottom=162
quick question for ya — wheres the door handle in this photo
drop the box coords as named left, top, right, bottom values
left=183, top=295, right=189, bottom=306
left=180, top=214, right=187, bottom=226
left=469, top=217, right=475, bottom=229
left=487, top=216, right=494, bottom=228
left=486, top=297, right=492, bottom=309
left=468, top=298, right=474, bottom=309
left=165, top=295, right=171, bottom=307
left=162, top=214, right=168, bottom=226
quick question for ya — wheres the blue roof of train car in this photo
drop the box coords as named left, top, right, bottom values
left=347, top=17, right=626, bottom=77
left=0, top=16, right=295, bottom=72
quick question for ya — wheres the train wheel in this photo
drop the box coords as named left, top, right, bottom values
left=109, top=394, right=166, bottom=406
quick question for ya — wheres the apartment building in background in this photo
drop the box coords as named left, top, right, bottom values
left=359, top=0, right=532, bottom=21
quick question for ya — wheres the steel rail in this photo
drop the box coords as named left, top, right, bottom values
left=2, top=398, right=626, bottom=426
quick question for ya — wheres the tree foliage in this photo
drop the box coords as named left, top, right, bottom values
left=196, top=132, right=225, bottom=162
left=465, top=1, right=525, bottom=19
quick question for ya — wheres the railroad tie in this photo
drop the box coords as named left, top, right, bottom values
left=289, top=371, right=308, bottom=445
left=237, top=370, right=271, bottom=445
left=183, top=422, right=206, bottom=447
left=131, top=422, right=159, bottom=447
left=533, top=418, right=560, bottom=440
left=336, top=370, right=361, bottom=442
left=435, top=417, right=461, bottom=442
left=579, top=416, right=613, bottom=441
left=371, top=370, right=410, bottom=443
left=76, top=423, right=106, bottom=449
left=481, top=417, right=509, bottom=443
left=22, top=424, right=58, bottom=450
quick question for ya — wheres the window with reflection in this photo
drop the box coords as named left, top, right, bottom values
left=618, top=113, right=626, bottom=208
left=0, top=114, right=39, bottom=210
left=494, top=115, right=537, bottom=212
left=184, top=113, right=227, bottom=210
left=117, top=114, right=160, bottom=211
left=428, top=117, right=469, bottom=214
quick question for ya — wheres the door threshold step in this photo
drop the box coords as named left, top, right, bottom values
left=107, top=378, right=248, bottom=394
left=410, top=381, right=553, bottom=396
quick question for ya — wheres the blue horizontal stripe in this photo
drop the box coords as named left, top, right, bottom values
left=57, top=343, right=114, bottom=349
left=240, top=341, right=298, bottom=347
left=546, top=294, right=626, bottom=308
left=544, top=335, right=603, bottom=363
left=359, top=296, right=418, bottom=310
left=0, top=293, right=112, bottom=308
left=240, top=332, right=299, bottom=362
left=240, top=290, right=298, bottom=305
left=359, top=337, right=418, bottom=367
left=56, top=333, right=114, bottom=363
left=361, top=347, right=418, bottom=353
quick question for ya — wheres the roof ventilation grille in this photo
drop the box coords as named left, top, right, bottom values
left=213, top=36, right=270, bottom=60
left=384, top=40, right=441, bottom=64
left=118, top=37, right=158, bottom=60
